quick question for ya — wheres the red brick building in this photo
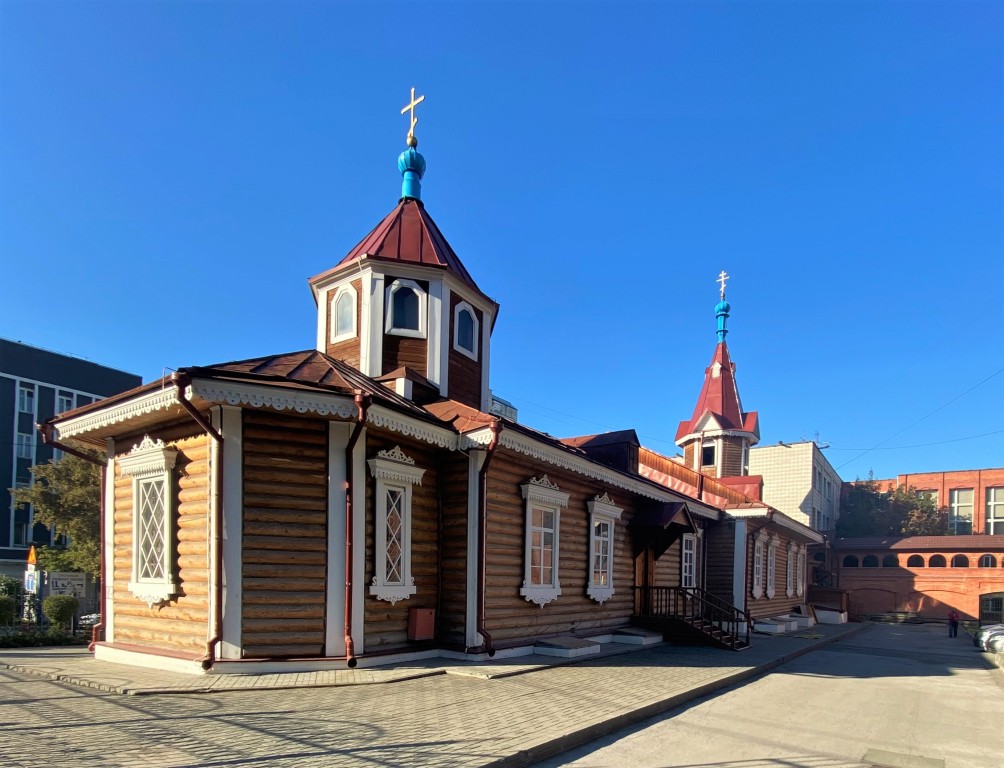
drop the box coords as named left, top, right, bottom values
left=872, top=468, right=1004, bottom=535
left=832, top=535, right=1004, bottom=623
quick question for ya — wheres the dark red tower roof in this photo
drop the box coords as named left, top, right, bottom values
left=675, top=341, right=759, bottom=443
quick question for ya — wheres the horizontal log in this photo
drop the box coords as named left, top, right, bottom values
left=113, top=605, right=209, bottom=625
left=242, top=549, right=325, bottom=566
left=243, top=454, right=328, bottom=473
left=243, top=534, right=326, bottom=552
left=241, top=623, right=324, bottom=639
left=111, top=627, right=205, bottom=653
left=243, top=480, right=326, bottom=500
left=243, top=590, right=326, bottom=606
left=242, top=467, right=326, bottom=485
left=243, top=605, right=324, bottom=620
left=243, top=576, right=326, bottom=591
left=243, top=521, right=326, bottom=539
left=242, top=643, right=324, bottom=657
left=242, top=494, right=326, bottom=512
left=242, top=507, right=327, bottom=525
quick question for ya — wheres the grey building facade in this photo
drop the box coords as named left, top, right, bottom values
left=1, top=339, right=141, bottom=578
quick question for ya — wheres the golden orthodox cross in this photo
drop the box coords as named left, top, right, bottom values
left=717, top=270, right=730, bottom=299
left=401, top=87, right=425, bottom=145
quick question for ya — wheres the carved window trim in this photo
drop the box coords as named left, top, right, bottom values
left=520, top=475, right=569, bottom=607
left=367, top=446, right=426, bottom=605
left=452, top=301, right=479, bottom=361
left=385, top=279, right=427, bottom=339
left=786, top=542, right=797, bottom=597
left=586, top=493, right=622, bottom=604
left=796, top=546, right=807, bottom=597
left=752, top=529, right=768, bottom=599
left=330, top=284, right=358, bottom=343
left=766, top=535, right=779, bottom=598
left=118, top=436, right=178, bottom=607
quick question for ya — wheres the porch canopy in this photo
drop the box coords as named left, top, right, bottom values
left=630, top=501, right=697, bottom=559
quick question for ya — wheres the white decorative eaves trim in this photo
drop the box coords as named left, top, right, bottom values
left=54, top=387, right=181, bottom=439
left=190, top=381, right=356, bottom=418
left=521, top=476, right=569, bottom=508
left=677, top=429, right=758, bottom=445
left=474, top=428, right=718, bottom=515
left=368, top=448, right=426, bottom=487
left=366, top=405, right=458, bottom=450
left=369, top=580, right=417, bottom=605
left=587, top=493, right=623, bottom=521
left=520, top=581, right=561, bottom=607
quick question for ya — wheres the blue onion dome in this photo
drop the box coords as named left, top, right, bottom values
left=715, top=299, right=731, bottom=315
left=397, top=146, right=426, bottom=177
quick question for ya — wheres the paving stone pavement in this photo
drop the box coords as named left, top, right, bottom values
left=0, top=623, right=865, bottom=768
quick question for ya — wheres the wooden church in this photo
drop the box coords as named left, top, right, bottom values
left=45, top=93, right=820, bottom=673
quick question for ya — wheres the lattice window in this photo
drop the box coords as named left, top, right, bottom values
left=766, top=536, right=778, bottom=598
left=368, top=446, right=425, bottom=604
left=118, top=435, right=178, bottom=607
left=681, top=534, right=697, bottom=589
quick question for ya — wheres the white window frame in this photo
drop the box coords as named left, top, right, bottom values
left=586, top=493, right=622, bottom=603
left=385, top=278, right=427, bottom=338
left=681, top=533, right=697, bottom=589
left=786, top=542, right=796, bottom=597
left=367, top=446, right=425, bottom=605
left=766, top=535, right=779, bottom=598
left=700, top=441, right=716, bottom=468
left=16, top=432, right=33, bottom=459
left=948, top=488, right=974, bottom=534
left=329, top=284, right=358, bottom=344
left=752, top=530, right=767, bottom=599
left=118, top=435, right=179, bottom=608
left=452, top=301, right=479, bottom=361
left=17, top=385, right=34, bottom=414
left=57, top=393, right=74, bottom=413
left=796, top=546, right=806, bottom=597
left=986, top=487, right=1004, bottom=535
left=520, top=475, right=569, bottom=607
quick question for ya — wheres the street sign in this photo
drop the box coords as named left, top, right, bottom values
left=48, top=572, right=86, bottom=597
left=24, top=570, right=37, bottom=594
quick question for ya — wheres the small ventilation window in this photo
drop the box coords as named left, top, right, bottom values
left=386, top=279, right=427, bottom=338
left=452, top=301, right=479, bottom=360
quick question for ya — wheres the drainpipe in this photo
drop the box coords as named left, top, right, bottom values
left=38, top=424, right=107, bottom=650
left=170, top=374, right=223, bottom=671
left=468, top=418, right=502, bottom=656
left=344, top=391, right=371, bottom=668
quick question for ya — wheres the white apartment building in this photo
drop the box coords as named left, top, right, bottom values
left=748, top=441, right=842, bottom=533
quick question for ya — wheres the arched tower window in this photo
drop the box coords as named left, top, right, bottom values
left=882, top=554, right=898, bottom=567
left=929, top=554, right=947, bottom=568
left=386, top=279, right=427, bottom=337
left=453, top=301, right=479, bottom=360
left=951, top=554, right=969, bottom=568
left=842, top=555, right=859, bottom=568
left=330, top=284, right=358, bottom=343
left=862, top=555, right=879, bottom=568
left=907, top=554, right=925, bottom=567
left=979, top=554, right=997, bottom=568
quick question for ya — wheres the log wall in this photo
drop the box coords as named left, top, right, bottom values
left=111, top=424, right=210, bottom=654
left=447, top=293, right=482, bottom=409
left=720, top=439, right=745, bottom=477
left=746, top=530, right=806, bottom=620
left=241, top=411, right=328, bottom=657
left=363, top=434, right=440, bottom=649
left=482, top=449, right=639, bottom=645
left=437, top=452, right=471, bottom=646
left=704, top=521, right=737, bottom=604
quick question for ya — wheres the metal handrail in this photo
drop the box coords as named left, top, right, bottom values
left=634, top=586, right=750, bottom=649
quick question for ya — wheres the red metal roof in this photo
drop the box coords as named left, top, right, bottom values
left=676, top=342, right=759, bottom=442
left=309, top=199, right=482, bottom=292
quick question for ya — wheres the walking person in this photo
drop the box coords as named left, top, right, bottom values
left=947, top=608, right=960, bottom=638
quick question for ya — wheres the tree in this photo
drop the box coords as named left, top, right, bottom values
left=10, top=453, right=102, bottom=576
left=836, top=479, right=949, bottom=538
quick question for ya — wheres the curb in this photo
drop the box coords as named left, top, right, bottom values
left=484, top=622, right=870, bottom=768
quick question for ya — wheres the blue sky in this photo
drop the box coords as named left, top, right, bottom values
left=1, top=1, right=1001, bottom=481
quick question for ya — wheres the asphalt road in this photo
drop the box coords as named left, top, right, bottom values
left=534, top=623, right=1004, bottom=768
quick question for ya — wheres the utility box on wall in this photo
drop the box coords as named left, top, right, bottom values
left=408, top=608, right=435, bottom=641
